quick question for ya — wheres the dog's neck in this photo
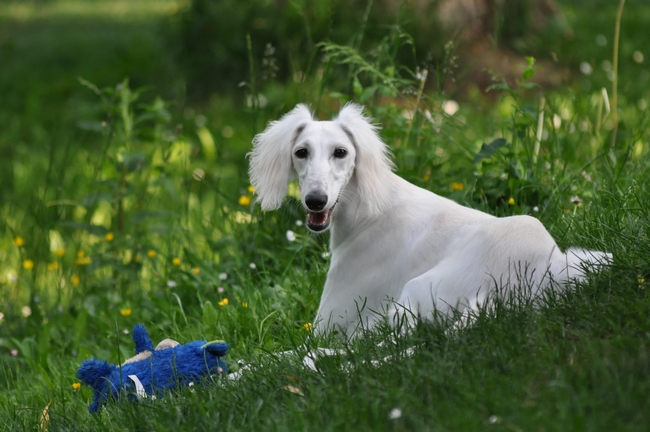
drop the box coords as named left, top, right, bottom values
left=330, top=172, right=400, bottom=249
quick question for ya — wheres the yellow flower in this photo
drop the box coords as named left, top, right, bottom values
left=303, top=322, right=313, bottom=332
left=241, top=302, right=249, bottom=308
left=120, top=308, right=132, bottom=317
left=71, top=275, right=80, bottom=286
left=247, top=185, right=255, bottom=193
left=451, top=182, right=465, bottom=191
left=105, top=232, right=115, bottom=242
left=77, top=251, right=85, bottom=258
left=13, top=236, right=25, bottom=247
left=238, top=195, right=251, bottom=206
left=423, top=174, right=430, bottom=181
left=192, top=267, right=200, bottom=275
left=75, top=256, right=92, bottom=265
left=172, top=257, right=181, bottom=266
left=47, top=262, right=59, bottom=271
left=147, top=250, right=157, bottom=258
left=508, top=197, right=515, bottom=205
left=72, top=382, right=81, bottom=391
left=218, top=298, right=229, bottom=306
left=55, top=248, right=65, bottom=257
left=23, top=259, right=35, bottom=270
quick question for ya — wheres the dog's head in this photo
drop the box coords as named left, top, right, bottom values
left=248, top=103, right=393, bottom=232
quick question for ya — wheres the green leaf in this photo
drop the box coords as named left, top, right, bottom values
left=473, top=138, right=508, bottom=163
left=81, top=191, right=114, bottom=207
left=117, top=152, right=147, bottom=173
left=202, top=300, right=219, bottom=327
left=522, top=68, right=535, bottom=80
left=57, top=221, right=108, bottom=235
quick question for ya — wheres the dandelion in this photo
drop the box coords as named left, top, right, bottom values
left=388, top=408, right=402, bottom=420
left=23, top=259, right=35, bottom=270
left=423, top=174, right=430, bottom=181
left=71, top=275, right=80, bottom=286
left=167, top=280, right=177, bottom=288
left=172, top=257, right=181, bottom=266
left=13, top=236, right=25, bottom=247
left=286, top=230, right=296, bottom=242
left=120, top=308, right=132, bottom=317
left=241, top=302, right=249, bottom=308
left=507, top=197, right=515, bottom=206
left=147, top=250, right=157, bottom=258
left=238, top=195, right=251, bottom=206
left=451, top=182, right=464, bottom=191
left=77, top=251, right=85, bottom=258
left=249, top=262, right=256, bottom=269
left=533, top=206, right=539, bottom=212
left=47, top=262, right=59, bottom=271
left=55, top=248, right=65, bottom=257
left=218, top=298, right=229, bottom=306
left=570, top=195, right=583, bottom=206
left=10, top=349, right=18, bottom=356
left=303, top=322, right=312, bottom=332
left=217, top=287, right=225, bottom=293
left=218, top=273, right=227, bottom=280
left=105, top=232, right=115, bottom=242
left=21, top=306, right=32, bottom=317
left=72, top=382, right=81, bottom=391
left=192, top=267, right=200, bottom=275
left=247, top=185, right=255, bottom=193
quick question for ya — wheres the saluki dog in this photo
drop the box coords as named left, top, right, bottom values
left=249, top=103, right=611, bottom=338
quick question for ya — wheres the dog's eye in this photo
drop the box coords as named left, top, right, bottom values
left=294, top=148, right=308, bottom=159
left=333, top=148, right=347, bottom=159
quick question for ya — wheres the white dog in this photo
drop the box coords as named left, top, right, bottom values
left=249, top=103, right=611, bottom=337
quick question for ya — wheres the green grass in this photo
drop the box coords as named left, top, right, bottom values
left=1, top=0, right=650, bottom=430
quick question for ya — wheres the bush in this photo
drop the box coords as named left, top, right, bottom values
left=171, top=0, right=444, bottom=100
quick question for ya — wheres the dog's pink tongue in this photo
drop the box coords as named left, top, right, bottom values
left=309, top=212, right=327, bottom=225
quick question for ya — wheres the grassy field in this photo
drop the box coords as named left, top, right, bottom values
left=1, top=0, right=649, bottom=430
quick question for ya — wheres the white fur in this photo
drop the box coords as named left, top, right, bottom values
left=249, top=103, right=611, bottom=336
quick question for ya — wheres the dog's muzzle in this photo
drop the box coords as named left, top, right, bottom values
left=305, top=192, right=335, bottom=232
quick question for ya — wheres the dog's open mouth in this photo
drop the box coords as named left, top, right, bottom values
left=307, top=209, right=333, bottom=232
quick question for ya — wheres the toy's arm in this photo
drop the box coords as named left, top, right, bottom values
left=132, top=323, right=155, bottom=354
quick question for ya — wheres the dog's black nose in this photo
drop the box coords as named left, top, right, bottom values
left=305, top=193, right=328, bottom=211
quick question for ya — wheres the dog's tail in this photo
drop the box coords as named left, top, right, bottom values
left=552, top=247, right=612, bottom=282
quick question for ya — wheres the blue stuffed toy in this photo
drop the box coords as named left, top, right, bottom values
left=77, top=324, right=228, bottom=412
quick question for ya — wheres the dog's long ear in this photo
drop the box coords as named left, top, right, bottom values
left=335, top=103, right=395, bottom=216
left=248, top=104, right=313, bottom=210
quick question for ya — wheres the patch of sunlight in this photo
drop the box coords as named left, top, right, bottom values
left=498, top=95, right=517, bottom=119
left=49, top=230, right=65, bottom=254
left=90, top=201, right=113, bottom=229
left=167, top=140, right=192, bottom=166
left=633, top=141, right=645, bottom=159
left=0, top=1, right=181, bottom=21
left=288, top=182, right=301, bottom=200
left=73, top=205, right=87, bottom=220
left=232, top=211, right=254, bottom=224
